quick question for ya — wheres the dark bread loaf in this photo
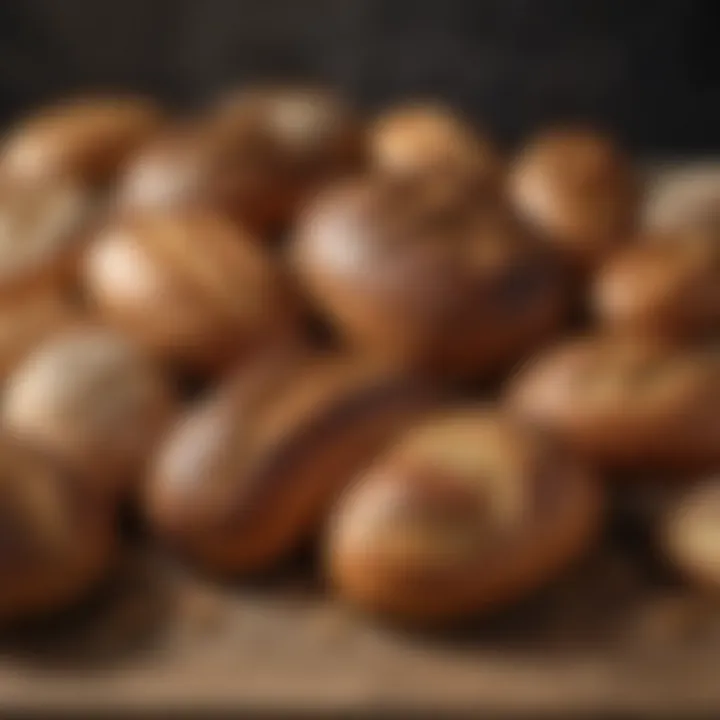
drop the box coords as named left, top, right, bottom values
left=291, top=177, right=566, bottom=379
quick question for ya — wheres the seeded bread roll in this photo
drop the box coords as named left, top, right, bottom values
left=506, top=338, right=720, bottom=471
left=144, top=352, right=435, bottom=574
left=2, top=327, right=176, bottom=496
left=82, top=209, right=300, bottom=373
left=0, top=434, right=116, bottom=622
left=291, top=178, right=565, bottom=379
left=0, top=97, right=162, bottom=188
left=509, top=128, right=639, bottom=273
left=593, top=231, right=720, bottom=339
left=327, top=408, right=600, bottom=624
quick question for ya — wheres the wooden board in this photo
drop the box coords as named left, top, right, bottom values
left=2, top=542, right=720, bottom=718
left=1, top=163, right=720, bottom=718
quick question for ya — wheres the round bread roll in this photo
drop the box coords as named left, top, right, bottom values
left=662, top=479, right=720, bottom=591
left=144, top=353, right=436, bottom=575
left=0, top=286, right=80, bottom=381
left=291, top=178, right=565, bottom=379
left=207, top=86, right=363, bottom=231
left=0, top=97, right=162, bottom=188
left=2, top=327, right=177, bottom=495
left=509, top=128, right=638, bottom=272
left=82, top=208, right=299, bottom=372
left=369, top=103, right=501, bottom=214
left=0, top=434, right=116, bottom=622
left=645, top=165, right=720, bottom=237
left=0, top=177, right=90, bottom=377
left=593, top=232, right=720, bottom=339
left=114, top=121, right=288, bottom=236
left=505, top=338, right=720, bottom=470
left=327, top=408, right=601, bottom=624
left=0, top=175, right=93, bottom=296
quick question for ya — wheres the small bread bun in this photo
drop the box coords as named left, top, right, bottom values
left=206, top=86, right=363, bottom=231
left=2, top=326, right=176, bottom=496
left=0, top=177, right=90, bottom=377
left=506, top=338, right=720, bottom=471
left=509, top=127, right=638, bottom=272
left=0, top=97, right=162, bottom=187
left=662, top=479, right=720, bottom=591
left=0, top=286, right=80, bottom=381
left=327, top=409, right=601, bottom=624
left=291, top=178, right=565, bottom=379
left=0, top=175, right=93, bottom=296
left=593, top=231, right=720, bottom=339
left=114, top=121, right=285, bottom=236
left=144, top=352, right=436, bottom=575
left=369, top=103, right=501, bottom=214
left=0, top=434, right=116, bottom=622
left=82, top=208, right=299, bottom=373
left=645, top=166, right=720, bottom=237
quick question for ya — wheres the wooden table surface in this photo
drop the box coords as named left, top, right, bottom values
left=1, top=163, right=719, bottom=718
left=1, top=542, right=720, bottom=718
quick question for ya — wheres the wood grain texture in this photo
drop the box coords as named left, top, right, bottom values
left=2, top=544, right=720, bottom=718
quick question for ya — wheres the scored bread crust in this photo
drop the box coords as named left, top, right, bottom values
left=291, top=178, right=566, bottom=379
left=83, top=209, right=300, bottom=372
left=592, top=232, right=720, bottom=339
left=326, top=410, right=601, bottom=624
left=0, top=435, right=116, bottom=622
left=145, top=352, right=437, bottom=574
left=509, top=127, right=639, bottom=272
left=0, top=97, right=162, bottom=187
left=505, top=338, right=720, bottom=471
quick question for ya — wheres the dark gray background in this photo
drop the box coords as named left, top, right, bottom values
left=0, top=0, right=717, bottom=153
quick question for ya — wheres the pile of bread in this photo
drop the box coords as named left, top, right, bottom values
left=0, top=88, right=718, bottom=627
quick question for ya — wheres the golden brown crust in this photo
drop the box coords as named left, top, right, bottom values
left=0, top=97, right=162, bottom=187
left=326, top=409, right=601, bottom=624
left=509, top=127, right=639, bottom=272
left=662, top=478, right=720, bottom=591
left=206, top=86, right=364, bottom=231
left=291, top=178, right=566, bottom=379
left=114, top=121, right=289, bottom=236
left=0, top=176, right=94, bottom=298
left=645, top=166, right=720, bottom=237
left=369, top=103, right=502, bottom=215
left=82, top=208, right=300, bottom=372
left=144, top=353, right=436, bottom=574
left=0, top=434, right=116, bottom=622
left=1, top=326, right=177, bottom=496
left=0, top=285, right=82, bottom=381
left=593, top=232, right=720, bottom=339
left=505, top=337, right=720, bottom=470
